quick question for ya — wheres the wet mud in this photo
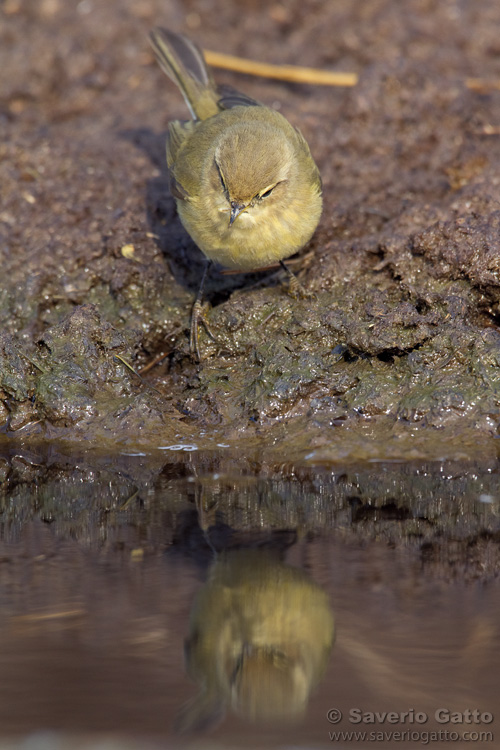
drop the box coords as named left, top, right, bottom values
left=2, top=0, right=500, bottom=455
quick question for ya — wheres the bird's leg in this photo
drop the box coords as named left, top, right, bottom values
left=190, top=260, right=216, bottom=360
left=194, top=485, right=218, bottom=557
left=280, top=260, right=313, bottom=299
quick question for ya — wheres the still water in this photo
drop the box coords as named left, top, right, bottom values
left=0, top=446, right=498, bottom=749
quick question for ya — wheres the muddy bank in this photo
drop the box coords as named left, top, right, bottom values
left=2, top=0, right=500, bottom=456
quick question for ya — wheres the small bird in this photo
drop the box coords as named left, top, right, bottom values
left=174, top=549, right=335, bottom=732
left=149, top=28, right=323, bottom=358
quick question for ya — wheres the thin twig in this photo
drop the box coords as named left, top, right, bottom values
left=114, top=354, right=163, bottom=396
left=465, top=77, right=500, bottom=92
left=203, top=49, right=358, bottom=87
left=114, top=353, right=141, bottom=377
left=138, top=350, right=171, bottom=374
left=204, top=51, right=500, bottom=93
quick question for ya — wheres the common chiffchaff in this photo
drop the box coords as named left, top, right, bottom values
left=174, top=550, right=334, bottom=733
left=149, top=28, right=323, bottom=355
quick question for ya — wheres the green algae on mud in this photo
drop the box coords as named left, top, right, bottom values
left=0, top=304, right=190, bottom=447
left=2, top=294, right=500, bottom=460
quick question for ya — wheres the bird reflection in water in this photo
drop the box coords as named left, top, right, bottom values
left=175, top=546, right=335, bottom=732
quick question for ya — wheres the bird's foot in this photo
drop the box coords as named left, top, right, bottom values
left=287, top=272, right=315, bottom=300
left=279, top=261, right=316, bottom=300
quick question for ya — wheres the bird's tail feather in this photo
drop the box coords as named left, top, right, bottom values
left=149, top=27, right=220, bottom=121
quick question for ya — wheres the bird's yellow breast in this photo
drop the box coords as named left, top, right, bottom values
left=177, top=180, right=322, bottom=271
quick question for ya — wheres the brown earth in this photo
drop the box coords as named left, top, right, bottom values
left=2, top=0, right=500, bottom=458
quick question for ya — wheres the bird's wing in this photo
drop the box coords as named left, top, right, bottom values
left=216, top=84, right=261, bottom=110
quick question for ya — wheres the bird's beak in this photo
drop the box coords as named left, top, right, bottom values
left=229, top=201, right=246, bottom=227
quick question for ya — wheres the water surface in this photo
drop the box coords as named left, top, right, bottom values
left=0, top=447, right=498, bottom=749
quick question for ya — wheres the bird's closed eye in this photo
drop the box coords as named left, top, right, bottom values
left=258, top=182, right=281, bottom=200
left=215, top=161, right=228, bottom=196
